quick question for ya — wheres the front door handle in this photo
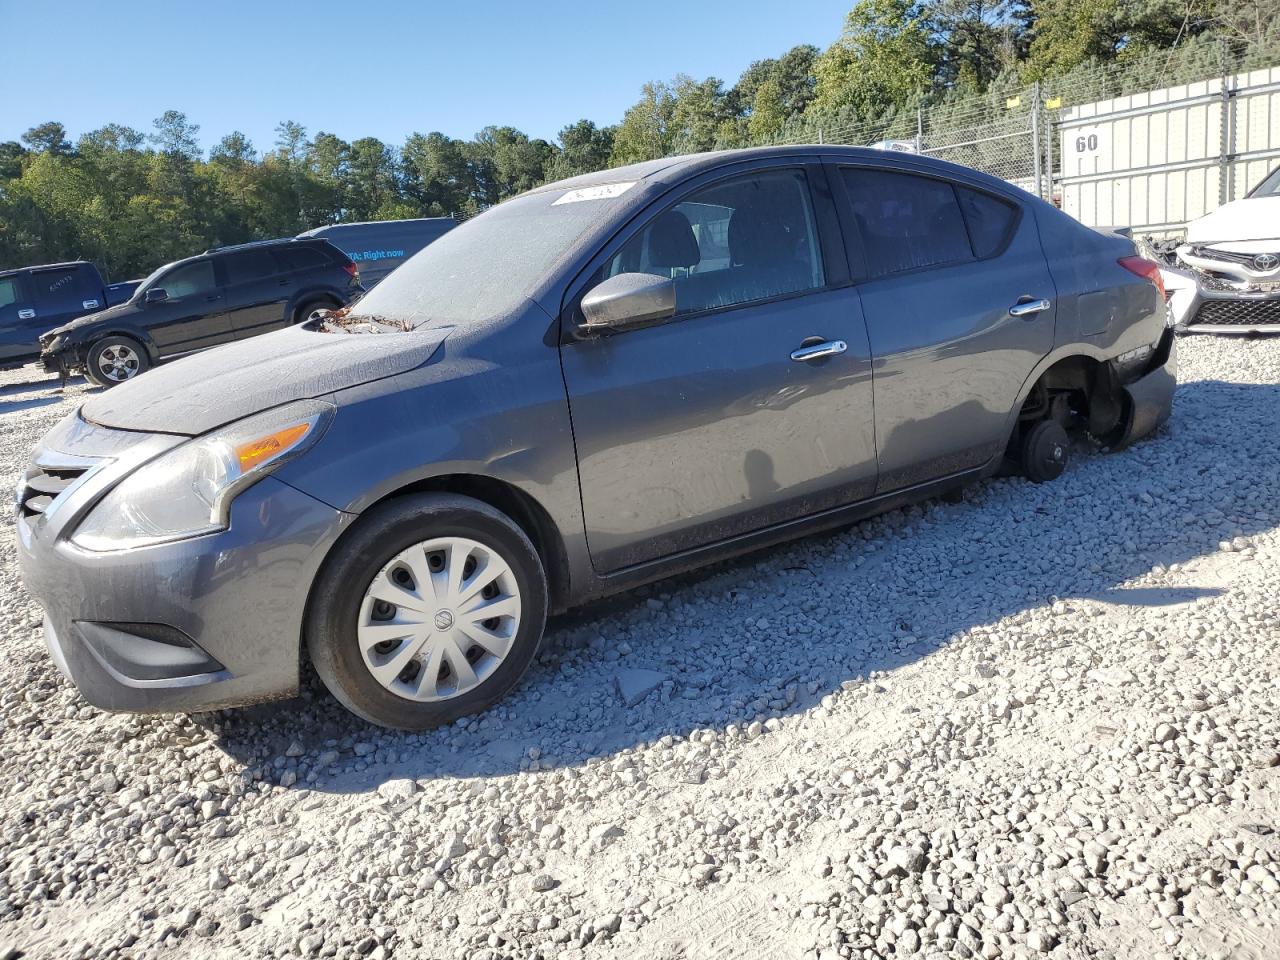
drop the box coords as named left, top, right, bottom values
left=18, top=308, right=36, bottom=320
left=790, top=339, right=847, bottom=362
left=1009, top=298, right=1052, bottom=318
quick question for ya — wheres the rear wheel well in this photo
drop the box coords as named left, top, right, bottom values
left=1015, top=355, right=1125, bottom=447
left=362, top=475, right=570, bottom=614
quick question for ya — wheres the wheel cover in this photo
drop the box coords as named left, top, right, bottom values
left=97, top=344, right=139, bottom=382
left=356, top=536, right=521, bottom=703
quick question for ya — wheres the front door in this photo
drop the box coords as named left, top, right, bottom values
left=830, top=163, right=1058, bottom=492
left=560, top=166, right=877, bottom=573
left=143, top=258, right=232, bottom=355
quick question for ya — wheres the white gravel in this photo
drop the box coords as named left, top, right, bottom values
left=1, top=336, right=1279, bottom=960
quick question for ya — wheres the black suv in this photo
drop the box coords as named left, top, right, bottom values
left=40, top=238, right=363, bottom=386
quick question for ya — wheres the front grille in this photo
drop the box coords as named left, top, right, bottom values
left=18, top=465, right=88, bottom=519
left=1191, top=248, right=1280, bottom=268
left=1190, top=298, right=1280, bottom=327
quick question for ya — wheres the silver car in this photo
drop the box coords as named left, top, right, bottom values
left=16, top=146, right=1175, bottom=730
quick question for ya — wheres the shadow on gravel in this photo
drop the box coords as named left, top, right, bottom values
left=0, top=395, right=63, bottom=414
left=0, top=373, right=66, bottom=397
left=197, top=378, right=1280, bottom=790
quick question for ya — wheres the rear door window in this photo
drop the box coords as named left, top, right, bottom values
left=839, top=168, right=974, bottom=278
left=158, top=260, right=217, bottom=299
left=604, top=168, right=825, bottom=316
left=31, top=266, right=99, bottom=313
left=222, top=249, right=279, bottom=286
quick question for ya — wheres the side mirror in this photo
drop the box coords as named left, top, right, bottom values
left=580, top=272, right=675, bottom=333
left=145, top=288, right=168, bottom=304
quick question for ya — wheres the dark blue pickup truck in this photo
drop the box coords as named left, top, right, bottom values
left=0, top=261, right=137, bottom=370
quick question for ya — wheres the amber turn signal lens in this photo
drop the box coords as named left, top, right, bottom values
left=234, top=422, right=311, bottom=473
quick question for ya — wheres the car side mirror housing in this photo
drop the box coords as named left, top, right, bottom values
left=580, top=273, right=676, bottom=333
left=144, top=288, right=168, bottom=304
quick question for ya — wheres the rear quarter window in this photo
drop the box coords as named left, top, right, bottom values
left=276, top=246, right=333, bottom=272
left=956, top=187, right=1019, bottom=258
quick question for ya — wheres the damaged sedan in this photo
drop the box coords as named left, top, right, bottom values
left=17, top=146, right=1175, bottom=730
left=1147, top=164, right=1280, bottom=335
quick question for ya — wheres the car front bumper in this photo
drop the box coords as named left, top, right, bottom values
left=1161, top=266, right=1280, bottom=335
left=16, top=414, right=350, bottom=714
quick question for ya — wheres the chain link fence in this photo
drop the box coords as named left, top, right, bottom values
left=760, top=35, right=1280, bottom=226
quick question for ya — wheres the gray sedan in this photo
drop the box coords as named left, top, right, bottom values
left=16, top=146, right=1175, bottom=730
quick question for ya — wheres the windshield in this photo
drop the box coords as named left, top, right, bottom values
left=347, top=184, right=633, bottom=327
left=1249, top=166, right=1280, bottom=198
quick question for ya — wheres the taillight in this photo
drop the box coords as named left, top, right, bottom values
left=1118, top=256, right=1167, bottom=300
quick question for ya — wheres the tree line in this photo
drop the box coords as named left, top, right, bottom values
left=1, top=0, right=1274, bottom=279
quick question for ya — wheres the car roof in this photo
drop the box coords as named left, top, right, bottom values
left=0, top=259, right=94, bottom=278
left=298, top=217, right=455, bottom=234
left=203, top=237, right=320, bottom=255
left=529, top=144, right=1023, bottom=199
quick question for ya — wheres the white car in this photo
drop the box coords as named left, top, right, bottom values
left=1150, top=165, right=1280, bottom=334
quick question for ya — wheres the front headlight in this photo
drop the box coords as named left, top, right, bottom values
left=71, top=399, right=334, bottom=551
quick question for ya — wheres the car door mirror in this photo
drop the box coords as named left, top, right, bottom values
left=580, top=272, right=676, bottom=333
left=145, top=288, right=168, bottom=304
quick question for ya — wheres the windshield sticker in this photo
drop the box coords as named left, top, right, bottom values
left=552, top=182, right=636, bottom=205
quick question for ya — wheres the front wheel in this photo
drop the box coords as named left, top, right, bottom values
left=87, top=335, right=150, bottom=387
left=293, top=299, right=336, bottom=326
left=306, top=494, right=549, bottom=730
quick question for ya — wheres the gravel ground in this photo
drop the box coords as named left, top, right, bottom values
left=1, top=336, right=1278, bottom=960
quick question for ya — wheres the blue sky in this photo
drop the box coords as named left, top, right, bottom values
left=3, top=0, right=851, bottom=154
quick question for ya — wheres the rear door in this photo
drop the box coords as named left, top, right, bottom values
left=220, top=248, right=292, bottom=338
left=829, top=162, right=1057, bottom=492
left=0, top=273, right=39, bottom=365
left=560, top=161, right=878, bottom=573
left=141, top=258, right=231, bottom=355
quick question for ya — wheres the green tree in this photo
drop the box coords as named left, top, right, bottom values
left=611, top=81, right=677, bottom=163
left=548, top=119, right=615, bottom=179
left=22, top=122, right=72, bottom=155
left=401, top=132, right=473, bottom=214
left=812, top=0, right=935, bottom=118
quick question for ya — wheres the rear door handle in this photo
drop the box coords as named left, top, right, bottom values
left=790, top=339, right=847, bottom=362
left=1009, top=298, right=1052, bottom=318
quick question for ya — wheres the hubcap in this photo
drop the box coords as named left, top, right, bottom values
left=97, top=345, right=139, bottom=382
left=357, top=536, right=521, bottom=702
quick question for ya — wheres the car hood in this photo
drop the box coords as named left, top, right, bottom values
left=1185, top=196, right=1280, bottom=244
left=49, top=300, right=139, bottom=337
left=80, top=324, right=451, bottom=436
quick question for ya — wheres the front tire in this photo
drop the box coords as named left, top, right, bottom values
left=294, top=298, right=336, bottom=325
left=306, top=494, right=549, bottom=730
left=87, top=335, right=150, bottom=387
